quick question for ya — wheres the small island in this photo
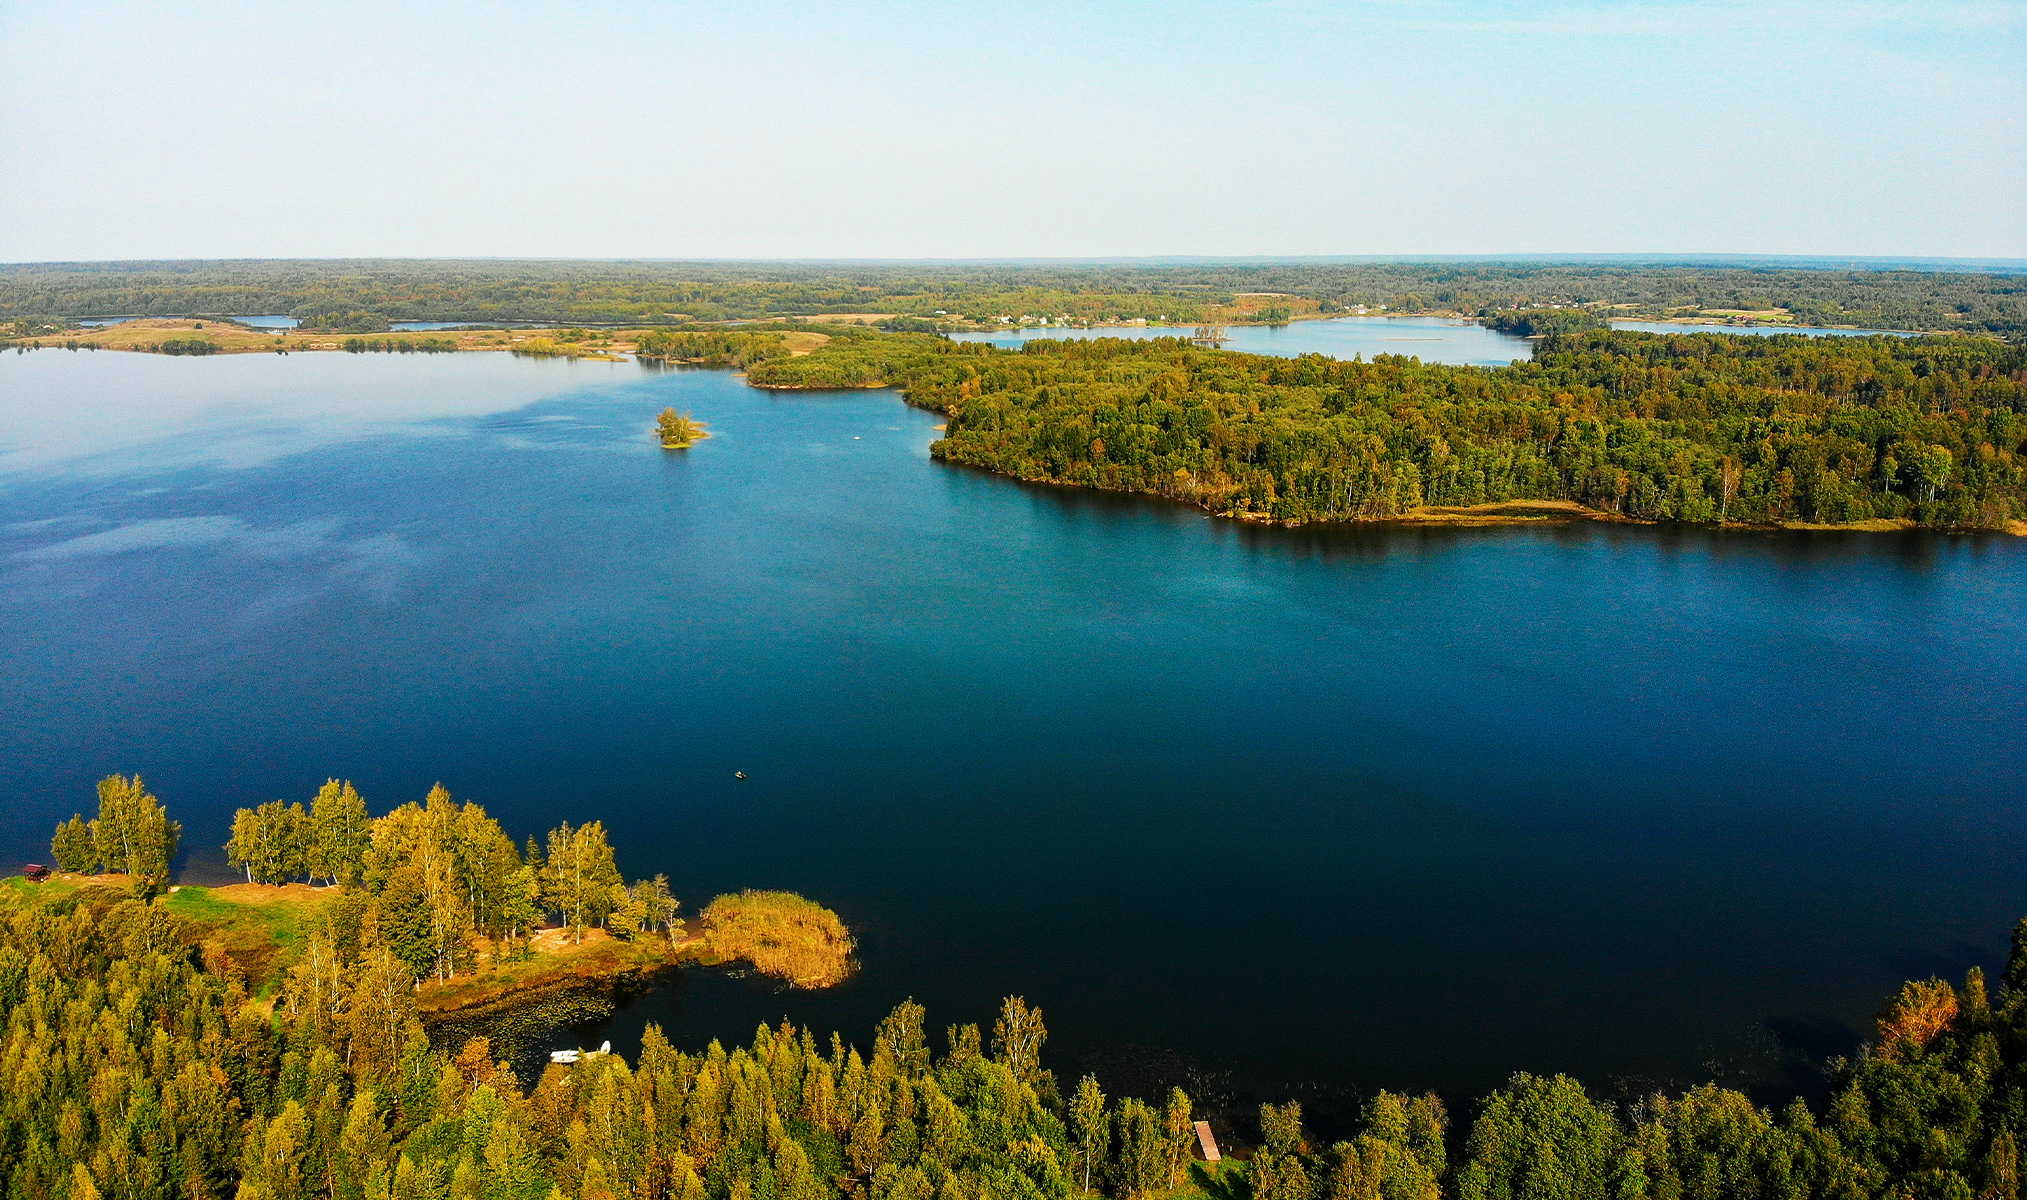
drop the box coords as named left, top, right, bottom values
left=657, top=407, right=710, bottom=448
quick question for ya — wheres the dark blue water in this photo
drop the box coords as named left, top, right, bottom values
left=3, top=348, right=2023, bottom=1109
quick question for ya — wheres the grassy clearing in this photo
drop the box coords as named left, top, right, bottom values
left=702, top=890, right=857, bottom=988
left=164, top=882, right=336, bottom=992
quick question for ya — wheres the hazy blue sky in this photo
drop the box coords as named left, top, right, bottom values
left=2, top=0, right=2021, bottom=260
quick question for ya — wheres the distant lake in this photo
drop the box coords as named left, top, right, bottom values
left=1610, top=320, right=1908, bottom=338
left=3, top=349, right=2022, bottom=1118
left=948, top=316, right=1534, bottom=365
left=948, top=315, right=1909, bottom=363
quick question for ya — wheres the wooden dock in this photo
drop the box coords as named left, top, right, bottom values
left=1194, top=1120, right=1221, bottom=1162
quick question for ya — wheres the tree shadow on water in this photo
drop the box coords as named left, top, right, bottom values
left=1880, top=942, right=1995, bottom=987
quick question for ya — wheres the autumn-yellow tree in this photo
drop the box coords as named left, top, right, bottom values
left=542, top=820, right=622, bottom=942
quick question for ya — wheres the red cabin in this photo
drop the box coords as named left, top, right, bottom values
left=23, top=864, right=50, bottom=883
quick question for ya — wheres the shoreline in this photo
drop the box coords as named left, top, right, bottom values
left=3, top=873, right=852, bottom=1029
left=928, top=464, right=2027, bottom=537
left=5, top=310, right=1964, bottom=356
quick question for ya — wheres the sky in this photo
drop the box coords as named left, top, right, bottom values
left=1, top=0, right=2022, bottom=261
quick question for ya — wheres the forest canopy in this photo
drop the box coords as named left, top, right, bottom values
left=740, top=327, right=2027, bottom=530
left=9, top=860, right=2027, bottom=1200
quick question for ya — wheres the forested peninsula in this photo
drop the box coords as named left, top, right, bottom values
left=699, top=325, right=2027, bottom=532
left=34, top=773, right=855, bottom=1031
left=10, top=817, right=2027, bottom=1200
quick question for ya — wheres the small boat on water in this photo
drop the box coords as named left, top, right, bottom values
left=550, top=1040, right=612, bottom=1065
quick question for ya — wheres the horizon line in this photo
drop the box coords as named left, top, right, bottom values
left=4, top=253, right=2026, bottom=273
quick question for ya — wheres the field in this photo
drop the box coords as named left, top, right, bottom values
left=7, top=317, right=839, bottom=358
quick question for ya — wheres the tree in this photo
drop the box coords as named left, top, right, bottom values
left=993, top=996, right=1047, bottom=1087
left=1070, top=1075, right=1108, bottom=1192
left=657, top=408, right=709, bottom=449
left=541, top=820, right=622, bottom=942
left=1162, top=1088, right=1193, bottom=1189
left=1113, top=1099, right=1169, bottom=1198
left=641, top=873, right=679, bottom=937
left=1905, top=443, right=1953, bottom=502
left=367, top=786, right=476, bottom=980
left=308, top=779, right=370, bottom=887
left=90, top=774, right=180, bottom=895
left=50, top=814, right=97, bottom=873
left=498, top=863, right=543, bottom=958
left=449, top=799, right=520, bottom=946
left=226, top=800, right=310, bottom=885
left=1457, top=1074, right=1624, bottom=1200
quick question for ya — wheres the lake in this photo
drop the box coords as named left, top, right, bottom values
left=947, top=315, right=1907, bottom=363
left=3, top=346, right=2022, bottom=1125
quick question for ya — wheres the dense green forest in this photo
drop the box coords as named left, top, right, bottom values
left=1, top=260, right=2022, bottom=334
left=736, top=328, right=2027, bottom=529
left=10, top=817, right=2027, bottom=1200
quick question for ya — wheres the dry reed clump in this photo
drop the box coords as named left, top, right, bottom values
left=702, top=890, right=856, bottom=988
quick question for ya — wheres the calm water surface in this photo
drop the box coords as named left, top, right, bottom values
left=948, top=316, right=1534, bottom=365
left=3, top=348, right=2023, bottom=1114
left=947, top=315, right=1906, bottom=362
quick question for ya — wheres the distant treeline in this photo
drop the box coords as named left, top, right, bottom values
left=740, top=328, right=2027, bottom=529
left=1, top=259, right=2023, bottom=333
left=637, top=328, right=801, bottom=369
left=342, top=337, right=457, bottom=353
